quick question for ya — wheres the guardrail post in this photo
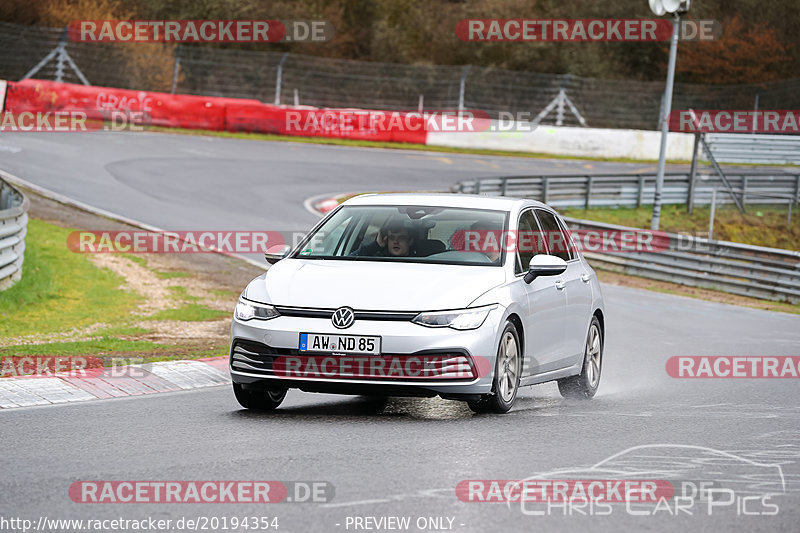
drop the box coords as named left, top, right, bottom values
left=475, top=179, right=482, bottom=194
left=709, top=189, right=717, bottom=241
left=637, top=175, right=645, bottom=208
left=795, top=175, right=800, bottom=204
left=788, top=200, right=793, bottom=229
left=742, top=176, right=748, bottom=206
left=542, top=177, right=549, bottom=204
left=585, top=176, right=593, bottom=209
left=500, top=178, right=508, bottom=196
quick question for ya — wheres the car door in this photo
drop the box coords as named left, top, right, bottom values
left=534, top=209, right=593, bottom=366
left=516, top=209, right=568, bottom=376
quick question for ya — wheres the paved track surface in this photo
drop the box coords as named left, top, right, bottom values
left=1, top=132, right=799, bottom=532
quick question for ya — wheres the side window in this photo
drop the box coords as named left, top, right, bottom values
left=556, top=216, right=578, bottom=260
left=534, top=209, right=571, bottom=261
left=516, top=210, right=547, bottom=274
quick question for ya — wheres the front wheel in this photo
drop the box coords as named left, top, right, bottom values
left=233, top=383, right=287, bottom=410
left=468, top=322, right=521, bottom=414
left=558, top=316, right=603, bottom=399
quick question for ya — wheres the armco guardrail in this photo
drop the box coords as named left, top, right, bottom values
left=452, top=172, right=800, bottom=209
left=707, top=134, right=800, bottom=165
left=0, top=177, right=29, bottom=291
left=562, top=217, right=800, bottom=304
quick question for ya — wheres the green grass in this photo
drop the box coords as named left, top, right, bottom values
left=125, top=255, right=148, bottom=267
left=0, top=219, right=142, bottom=338
left=0, top=338, right=170, bottom=357
left=147, top=303, right=229, bottom=322
left=155, top=270, right=192, bottom=279
left=0, top=219, right=232, bottom=361
left=562, top=203, right=800, bottom=250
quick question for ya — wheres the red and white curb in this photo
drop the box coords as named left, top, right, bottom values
left=303, top=192, right=348, bottom=219
left=0, top=357, right=230, bottom=409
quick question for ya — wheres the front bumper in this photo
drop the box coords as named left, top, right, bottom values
left=229, top=309, right=502, bottom=397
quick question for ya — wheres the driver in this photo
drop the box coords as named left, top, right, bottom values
left=351, top=218, right=416, bottom=257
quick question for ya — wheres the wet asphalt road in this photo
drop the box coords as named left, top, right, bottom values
left=1, top=132, right=799, bottom=532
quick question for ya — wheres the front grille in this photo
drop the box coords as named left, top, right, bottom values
left=273, top=306, right=418, bottom=321
left=230, top=339, right=477, bottom=382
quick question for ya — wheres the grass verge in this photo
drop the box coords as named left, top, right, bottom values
left=562, top=203, right=799, bottom=250
left=0, top=218, right=231, bottom=361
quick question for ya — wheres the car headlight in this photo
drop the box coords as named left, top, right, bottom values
left=235, top=298, right=280, bottom=321
left=412, top=305, right=496, bottom=330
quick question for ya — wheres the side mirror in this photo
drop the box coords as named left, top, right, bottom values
left=523, top=254, right=567, bottom=284
left=264, top=244, right=290, bottom=265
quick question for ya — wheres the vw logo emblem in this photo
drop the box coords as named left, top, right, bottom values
left=332, top=307, right=355, bottom=329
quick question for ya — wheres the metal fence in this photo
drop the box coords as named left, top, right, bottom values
left=452, top=171, right=800, bottom=210
left=706, top=134, right=800, bottom=165
left=0, top=177, right=29, bottom=291
left=564, top=217, right=800, bottom=304
left=3, top=21, right=800, bottom=131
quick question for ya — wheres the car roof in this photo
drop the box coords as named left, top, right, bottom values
left=343, top=193, right=548, bottom=212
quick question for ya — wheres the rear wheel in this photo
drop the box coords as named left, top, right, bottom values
left=468, top=322, right=521, bottom=414
left=558, top=316, right=602, bottom=399
left=233, top=383, right=287, bottom=410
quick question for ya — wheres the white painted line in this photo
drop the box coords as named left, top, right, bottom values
left=145, top=361, right=230, bottom=390
left=0, top=378, right=96, bottom=407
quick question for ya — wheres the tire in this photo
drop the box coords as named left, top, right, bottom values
left=468, top=322, right=521, bottom=414
left=558, top=316, right=603, bottom=399
left=233, top=383, right=287, bottom=410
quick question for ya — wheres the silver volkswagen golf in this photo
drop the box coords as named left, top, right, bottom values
left=230, top=193, right=604, bottom=413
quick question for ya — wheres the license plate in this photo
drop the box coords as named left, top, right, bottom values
left=299, top=333, right=381, bottom=355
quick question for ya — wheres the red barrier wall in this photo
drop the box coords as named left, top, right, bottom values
left=2, top=79, right=429, bottom=144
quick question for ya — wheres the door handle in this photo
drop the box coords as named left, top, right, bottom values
left=555, top=280, right=565, bottom=290
left=581, top=273, right=591, bottom=283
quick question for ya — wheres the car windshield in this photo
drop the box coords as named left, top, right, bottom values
left=292, top=204, right=508, bottom=266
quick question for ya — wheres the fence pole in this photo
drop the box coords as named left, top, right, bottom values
left=788, top=200, right=793, bottom=229
left=687, top=132, right=700, bottom=213
left=293, top=88, right=299, bottom=106
left=638, top=175, right=645, bottom=208
left=585, top=176, right=593, bottom=209
left=542, top=177, right=549, bottom=204
left=418, top=94, right=424, bottom=113
left=274, top=52, right=289, bottom=105
left=742, top=176, right=748, bottom=206
left=170, top=44, right=181, bottom=94
left=458, top=65, right=471, bottom=112
left=795, top=175, right=800, bottom=204
left=709, top=189, right=717, bottom=241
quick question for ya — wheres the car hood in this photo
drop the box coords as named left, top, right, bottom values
left=245, top=259, right=507, bottom=311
